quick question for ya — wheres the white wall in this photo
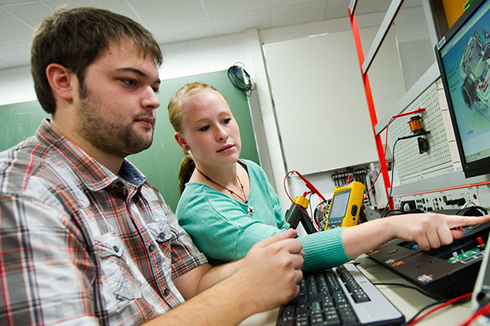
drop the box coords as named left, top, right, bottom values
left=257, top=14, right=388, bottom=207
left=0, top=65, right=35, bottom=105
left=159, top=33, right=254, bottom=81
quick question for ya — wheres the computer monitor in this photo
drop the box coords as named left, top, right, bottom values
left=435, top=0, right=490, bottom=178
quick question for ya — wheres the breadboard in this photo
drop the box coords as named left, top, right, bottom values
left=387, top=81, right=454, bottom=184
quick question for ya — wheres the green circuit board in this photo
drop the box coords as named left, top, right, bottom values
left=447, top=247, right=483, bottom=263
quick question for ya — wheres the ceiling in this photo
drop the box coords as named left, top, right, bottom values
left=0, top=0, right=398, bottom=70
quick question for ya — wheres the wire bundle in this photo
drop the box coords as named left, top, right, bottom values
left=227, top=63, right=255, bottom=96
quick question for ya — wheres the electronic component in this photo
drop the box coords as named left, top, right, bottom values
left=369, top=208, right=490, bottom=299
left=407, top=114, right=429, bottom=154
left=285, top=195, right=318, bottom=234
left=472, top=232, right=490, bottom=325
left=324, top=181, right=365, bottom=230
left=285, top=170, right=327, bottom=234
left=408, top=115, right=424, bottom=134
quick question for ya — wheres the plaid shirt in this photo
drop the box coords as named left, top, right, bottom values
left=0, top=119, right=207, bottom=325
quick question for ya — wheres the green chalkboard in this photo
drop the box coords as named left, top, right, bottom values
left=0, top=70, right=259, bottom=211
left=0, top=101, right=50, bottom=148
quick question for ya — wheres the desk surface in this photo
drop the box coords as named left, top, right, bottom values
left=240, top=255, right=474, bottom=326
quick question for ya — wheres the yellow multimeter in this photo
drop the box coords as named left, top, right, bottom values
left=324, top=181, right=365, bottom=230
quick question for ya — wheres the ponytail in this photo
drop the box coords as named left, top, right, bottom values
left=178, top=153, right=195, bottom=194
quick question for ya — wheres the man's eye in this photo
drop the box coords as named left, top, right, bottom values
left=123, top=79, right=137, bottom=87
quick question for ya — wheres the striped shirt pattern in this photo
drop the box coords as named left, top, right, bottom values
left=0, top=119, right=207, bottom=325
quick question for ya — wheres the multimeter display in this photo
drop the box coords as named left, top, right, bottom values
left=325, top=181, right=365, bottom=230
left=328, top=191, right=350, bottom=219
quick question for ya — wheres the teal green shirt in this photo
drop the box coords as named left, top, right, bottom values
left=175, top=159, right=350, bottom=272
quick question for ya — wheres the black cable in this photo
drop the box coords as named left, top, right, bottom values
left=401, top=300, right=445, bottom=326
left=372, top=282, right=437, bottom=298
left=381, top=131, right=430, bottom=217
left=380, top=137, right=400, bottom=218
left=371, top=281, right=452, bottom=326
left=227, top=63, right=255, bottom=96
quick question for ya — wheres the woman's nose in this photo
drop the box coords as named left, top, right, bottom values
left=215, top=125, right=228, bottom=141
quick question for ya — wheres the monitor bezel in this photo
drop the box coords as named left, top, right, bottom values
left=435, top=0, right=490, bottom=178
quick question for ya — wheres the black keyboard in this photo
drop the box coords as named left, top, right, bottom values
left=276, top=263, right=405, bottom=326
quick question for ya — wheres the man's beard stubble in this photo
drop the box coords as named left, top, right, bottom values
left=76, top=83, right=154, bottom=158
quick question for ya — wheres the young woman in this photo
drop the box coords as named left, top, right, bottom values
left=168, top=82, right=490, bottom=272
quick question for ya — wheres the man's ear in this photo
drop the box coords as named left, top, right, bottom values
left=45, top=63, right=76, bottom=102
left=174, top=133, right=188, bottom=150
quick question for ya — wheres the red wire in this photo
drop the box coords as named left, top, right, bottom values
left=459, top=301, right=490, bottom=326
left=316, top=200, right=323, bottom=226
left=283, top=171, right=321, bottom=232
left=346, top=173, right=359, bottom=184
left=406, top=293, right=471, bottom=326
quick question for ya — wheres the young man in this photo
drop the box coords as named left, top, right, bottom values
left=0, top=7, right=303, bottom=325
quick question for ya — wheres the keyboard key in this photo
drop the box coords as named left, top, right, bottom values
left=324, top=312, right=341, bottom=326
left=352, top=290, right=370, bottom=303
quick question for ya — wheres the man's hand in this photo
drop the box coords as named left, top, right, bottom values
left=149, top=229, right=303, bottom=325
left=232, top=229, right=304, bottom=314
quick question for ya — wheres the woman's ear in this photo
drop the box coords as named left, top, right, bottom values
left=174, top=133, right=189, bottom=151
left=45, top=63, right=76, bottom=102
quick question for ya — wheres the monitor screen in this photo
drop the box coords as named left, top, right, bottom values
left=435, top=0, right=490, bottom=178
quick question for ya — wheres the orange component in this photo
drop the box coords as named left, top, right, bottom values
left=408, top=116, right=423, bottom=133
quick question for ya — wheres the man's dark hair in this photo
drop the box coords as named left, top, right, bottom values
left=31, top=6, right=163, bottom=114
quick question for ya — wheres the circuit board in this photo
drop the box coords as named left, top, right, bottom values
left=448, top=247, right=484, bottom=263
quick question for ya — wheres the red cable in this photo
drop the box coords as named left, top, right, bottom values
left=406, top=293, right=471, bottom=326
left=459, top=301, right=490, bottom=326
left=393, top=107, right=425, bottom=119
left=346, top=173, right=359, bottom=184
left=283, top=171, right=321, bottom=232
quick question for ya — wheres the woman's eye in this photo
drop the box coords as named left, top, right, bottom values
left=223, top=118, right=231, bottom=124
left=199, top=125, right=210, bottom=132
